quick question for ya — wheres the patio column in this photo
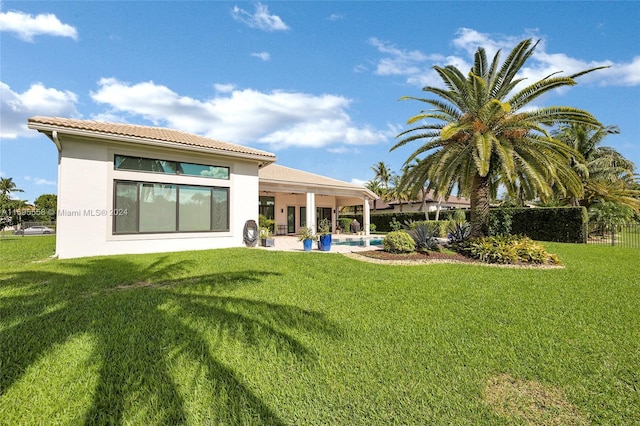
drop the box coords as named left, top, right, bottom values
left=306, top=192, right=316, bottom=233
left=363, top=196, right=371, bottom=236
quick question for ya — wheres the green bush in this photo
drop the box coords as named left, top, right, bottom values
left=407, top=222, right=440, bottom=251
left=339, top=217, right=353, bottom=233
left=258, top=214, right=275, bottom=232
left=389, top=217, right=402, bottom=231
left=447, top=221, right=471, bottom=244
left=488, top=207, right=587, bottom=243
left=487, top=209, right=513, bottom=237
left=404, top=220, right=450, bottom=237
left=383, top=231, right=416, bottom=253
left=456, top=235, right=560, bottom=265
left=369, top=223, right=377, bottom=233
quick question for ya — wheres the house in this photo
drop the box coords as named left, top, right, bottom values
left=371, top=190, right=470, bottom=216
left=28, top=116, right=377, bottom=259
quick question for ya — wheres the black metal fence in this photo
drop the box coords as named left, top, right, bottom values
left=586, top=222, right=640, bottom=248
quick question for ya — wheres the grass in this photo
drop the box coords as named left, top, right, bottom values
left=1, top=236, right=639, bottom=424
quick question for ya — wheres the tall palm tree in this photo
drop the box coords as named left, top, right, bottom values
left=385, top=173, right=411, bottom=212
left=365, top=179, right=386, bottom=211
left=0, top=177, right=24, bottom=198
left=392, top=39, right=606, bottom=236
left=370, top=161, right=392, bottom=190
left=554, top=124, right=639, bottom=211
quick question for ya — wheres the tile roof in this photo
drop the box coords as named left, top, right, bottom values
left=27, top=116, right=276, bottom=160
left=259, top=164, right=378, bottom=198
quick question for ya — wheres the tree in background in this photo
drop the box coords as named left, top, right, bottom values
left=0, top=177, right=23, bottom=198
left=554, top=124, right=639, bottom=212
left=365, top=179, right=385, bottom=211
left=34, top=194, right=58, bottom=221
left=384, top=173, right=411, bottom=213
left=393, top=39, right=606, bottom=237
left=0, top=177, right=25, bottom=236
left=370, top=161, right=392, bottom=190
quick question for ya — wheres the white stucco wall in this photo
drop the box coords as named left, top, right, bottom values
left=54, top=135, right=260, bottom=259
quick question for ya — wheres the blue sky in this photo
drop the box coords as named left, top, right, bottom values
left=1, top=1, right=639, bottom=203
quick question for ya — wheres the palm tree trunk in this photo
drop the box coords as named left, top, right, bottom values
left=470, top=173, right=490, bottom=237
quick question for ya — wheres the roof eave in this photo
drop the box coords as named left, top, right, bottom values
left=27, top=122, right=277, bottom=165
left=260, top=178, right=378, bottom=200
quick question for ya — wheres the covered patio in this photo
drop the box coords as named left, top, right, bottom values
left=258, top=164, right=378, bottom=236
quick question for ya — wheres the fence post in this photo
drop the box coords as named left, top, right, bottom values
left=611, top=225, right=615, bottom=246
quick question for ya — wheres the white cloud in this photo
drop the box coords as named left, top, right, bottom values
left=0, top=10, right=77, bottom=42
left=90, top=78, right=393, bottom=149
left=327, top=13, right=344, bottom=21
left=24, top=176, right=56, bottom=186
left=0, top=81, right=79, bottom=138
left=251, top=51, right=271, bottom=61
left=370, top=28, right=640, bottom=89
left=213, top=83, right=236, bottom=93
left=231, top=3, right=289, bottom=31
left=350, top=178, right=367, bottom=186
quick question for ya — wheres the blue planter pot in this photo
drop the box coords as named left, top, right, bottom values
left=318, top=234, right=332, bottom=251
left=303, top=239, right=313, bottom=251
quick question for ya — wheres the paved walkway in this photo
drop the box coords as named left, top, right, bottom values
left=255, top=235, right=382, bottom=253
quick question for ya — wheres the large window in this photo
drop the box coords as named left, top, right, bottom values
left=113, top=180, right=229, bottom=234
left=114, top=154, right=229, bottom=179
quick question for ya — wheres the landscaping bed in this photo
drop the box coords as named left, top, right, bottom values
left=355, top=248, right=473, bottom=263
left=348, top=248, right=564, bottom=268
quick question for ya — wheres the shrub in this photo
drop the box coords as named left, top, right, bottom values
left=488, top=209, right=513, bottom=237
left=389, top=217, right=402, bottom=231
left=448, top=221, right=471, bottom=244
left=258, top=214, right=275, bottom=232
left=383, top=231, right=416, bottom=253
left=297, top=227, right=317, bottom=241
left=317, top=218, right=331, bottom=236
left=404, top=219, right=449, bottom=237
left=408, top=222, right=440, bottom=251
left=456, top=235, right=559, bottom=265
left=369, top=223, right=377, bottom=233
left=339, top=217, right=353, bottom=233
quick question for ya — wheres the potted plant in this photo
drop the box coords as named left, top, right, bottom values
left=317, top=218, right=332, bottom=251
left=297, top=227, right=316, bottom=251
left=259, top=227, right=275, bottom=247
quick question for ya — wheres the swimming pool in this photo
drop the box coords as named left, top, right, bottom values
left=333, top=238, right=383, bottom=247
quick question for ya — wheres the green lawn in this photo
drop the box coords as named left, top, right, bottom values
left=1, top=236, right=638, bottom=424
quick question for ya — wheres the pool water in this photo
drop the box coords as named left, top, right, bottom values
left=334, top=238, right=383, bottom=246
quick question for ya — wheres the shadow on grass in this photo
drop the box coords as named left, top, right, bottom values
left=1, top=255, right=337, bottom=424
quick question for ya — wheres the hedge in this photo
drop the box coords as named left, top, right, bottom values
left=341, top=211, right=458, bottom=233
left=342, top=206, right=588, bottom=243
left=490, top=206, right=588, bottom=243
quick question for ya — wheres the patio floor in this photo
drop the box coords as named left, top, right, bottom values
left=255, top=235, right=383, bottom=253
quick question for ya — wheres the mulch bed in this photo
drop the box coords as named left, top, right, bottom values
left=357, top=249, right=473, bottom=262
left=347, top=249, right=564, bottom=269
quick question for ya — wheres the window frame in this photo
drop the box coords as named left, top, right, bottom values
left=113, top=179, right=229, bottom=235
left=114, top=154, right=230, bottom=180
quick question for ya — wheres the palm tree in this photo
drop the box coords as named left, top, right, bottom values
left=392, top=39, right=606, bottom=237
left=365, top=179, right=386, bottom=211
left=0, top=179, right=25, bottom=238
left=370, top=161, right=392, bottom=190
left=0, top=177, right=23, bottom=198
left=554, top=124, right=639, bottom=211
left=385, top=173, right=411, bottom=212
